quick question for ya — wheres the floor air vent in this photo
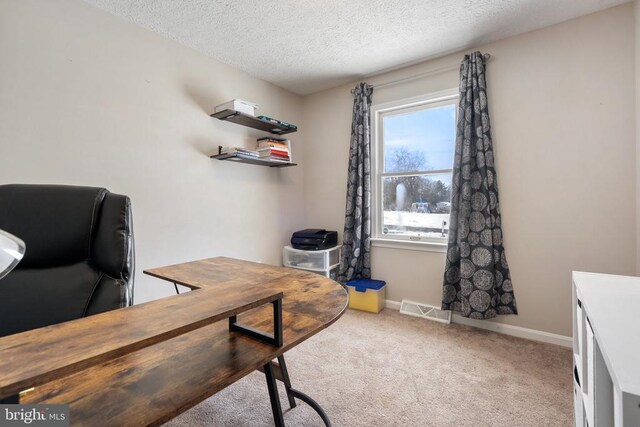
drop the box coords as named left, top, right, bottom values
left=399, top=300, right=452, bottom=324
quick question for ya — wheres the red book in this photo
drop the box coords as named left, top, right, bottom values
left=257, top=141, right=288, bottom=150
left=258, top=148, right=289, bottom=157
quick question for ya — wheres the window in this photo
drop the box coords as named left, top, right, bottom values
left=371, top=89, right=458, bottom=248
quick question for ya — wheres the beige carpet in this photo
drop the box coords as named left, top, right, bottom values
left=165, top=309, right=573, bottom=426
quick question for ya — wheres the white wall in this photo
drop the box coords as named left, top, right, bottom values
left=302, top=4, right=637, bottom=337
left=0, top=0, right=306, bottom=303
left=636, top=0, right=640, bottom=274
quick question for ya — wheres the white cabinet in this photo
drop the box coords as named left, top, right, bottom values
left=572, top=272, right=640, bottom=427
left=584, top=320, right=596, bottom=426
left=574, top=378, right=584, bottom=427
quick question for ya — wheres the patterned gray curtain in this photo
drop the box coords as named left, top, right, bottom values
left=338, top=82, right=374, bottom=283
left=441, top=52, right=517, bottom=319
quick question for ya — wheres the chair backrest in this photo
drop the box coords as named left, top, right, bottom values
left=0, top=184, right=134, bottom=337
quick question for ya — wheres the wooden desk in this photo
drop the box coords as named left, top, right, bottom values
left=0, top=257, right=348, bottom=426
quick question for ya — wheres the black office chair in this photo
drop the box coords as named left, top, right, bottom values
left=0, top=184, right=134, bottom=337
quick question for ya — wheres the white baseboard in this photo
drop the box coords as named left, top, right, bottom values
left=385, top=299, right=572, bottom=348
left=385, top=300, right=402, bottom=310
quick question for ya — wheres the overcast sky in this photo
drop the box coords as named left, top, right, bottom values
left=383, top=103, right=456, bottom=173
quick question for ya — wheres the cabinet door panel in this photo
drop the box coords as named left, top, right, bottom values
left=585, top=319, right=595, bottom=427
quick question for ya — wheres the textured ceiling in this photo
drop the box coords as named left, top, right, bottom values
left=83, top=0, right=629, bottom=95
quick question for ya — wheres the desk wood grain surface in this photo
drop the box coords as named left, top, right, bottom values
left=11, top=257, right=348, bottom=426
left=0, top=284, right=282, bottom=398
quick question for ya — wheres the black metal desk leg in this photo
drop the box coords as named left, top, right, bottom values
left=230, top=299, right=283, bottom=347
left=286, top=388, right=332, bottom=427
left=277, top=356, right=332, bottom=427
left=264, top=362, right=285, bottom=427
left=277, top=355, right=297, bottom=409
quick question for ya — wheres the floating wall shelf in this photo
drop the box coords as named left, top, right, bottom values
left=211, top=147, right=297, bottom=168
left=211, top=109, right=297, bottom=135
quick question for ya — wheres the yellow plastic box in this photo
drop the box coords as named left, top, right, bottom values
left=346, top=279, right=386, bottom=313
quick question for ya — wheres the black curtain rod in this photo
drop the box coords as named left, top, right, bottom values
left=350, top=53, right=491, bottom=94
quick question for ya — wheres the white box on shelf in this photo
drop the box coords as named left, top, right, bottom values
left=283, top=245, right=341, bottom=271
left=214, top=99, right=258, bottom=116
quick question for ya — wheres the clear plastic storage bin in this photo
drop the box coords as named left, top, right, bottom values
left=283, top=245, right=341, bottom=270
left=296, top=265, right=340, bottom=281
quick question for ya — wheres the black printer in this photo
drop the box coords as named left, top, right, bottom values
left=291, top=229, right=338, bottom=250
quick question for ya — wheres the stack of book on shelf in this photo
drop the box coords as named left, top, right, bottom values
left=256, top=137, right=291, bottom=162
left=219, top=146, right=260, bottom=159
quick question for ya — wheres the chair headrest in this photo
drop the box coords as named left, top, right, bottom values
left=0, top=184, right=108, bottom=268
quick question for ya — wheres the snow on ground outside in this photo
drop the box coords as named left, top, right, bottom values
left=383, top=211, right=449, bottom=238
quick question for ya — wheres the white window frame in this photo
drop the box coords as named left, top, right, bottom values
left=370, top=88, right=459, bottom=253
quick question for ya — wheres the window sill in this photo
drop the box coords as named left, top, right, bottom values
left=371, top=238, right=448, bottom=254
